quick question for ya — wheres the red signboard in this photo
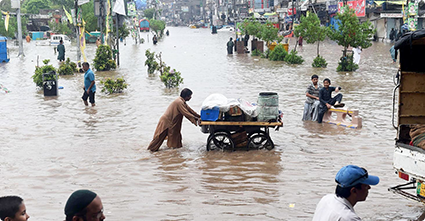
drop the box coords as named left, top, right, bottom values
left=338, top=0, right=365, bottom=17
left=287, top=8, right=297, bottom=16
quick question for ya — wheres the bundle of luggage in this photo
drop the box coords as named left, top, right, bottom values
left=200, top=92, right=282, bottom=122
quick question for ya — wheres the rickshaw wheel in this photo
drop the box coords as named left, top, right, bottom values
left=247, top=133, right=274, bottom=150
left=207, top=132, right=235, bottom=151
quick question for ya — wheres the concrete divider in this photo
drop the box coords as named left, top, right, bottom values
left=322, top=108, right=362, bottom=129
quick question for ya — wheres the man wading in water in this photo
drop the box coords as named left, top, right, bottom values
left=147, top=88, right=201, bottom=151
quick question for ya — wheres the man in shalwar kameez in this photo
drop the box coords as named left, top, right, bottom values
left=148, top=88, right=201, bottom=151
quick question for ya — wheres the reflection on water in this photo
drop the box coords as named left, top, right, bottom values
left=0, top=27, right=424, bottom=220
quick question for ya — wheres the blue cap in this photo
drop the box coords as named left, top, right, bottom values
left=335, top=165, right=380, bottom=188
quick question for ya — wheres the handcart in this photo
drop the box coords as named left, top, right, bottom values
left=200, top=121, right=283, bottom=151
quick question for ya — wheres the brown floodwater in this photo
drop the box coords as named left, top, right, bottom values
left=0, top=27, right=423, bottom=220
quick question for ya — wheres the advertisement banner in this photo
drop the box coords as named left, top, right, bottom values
left=408, top=17, right=417, bottom=31
left=408, top=2, right=417, bottom=16
left=338, top=0, right=366, bottom=17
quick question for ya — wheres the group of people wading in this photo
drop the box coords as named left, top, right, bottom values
left=302, top=75, right=344, bottom=123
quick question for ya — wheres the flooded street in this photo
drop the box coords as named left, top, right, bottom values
left=1, top=27, right=423, bottom=220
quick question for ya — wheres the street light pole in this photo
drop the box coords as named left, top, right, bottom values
left=16, top=7, right=24, bottom=57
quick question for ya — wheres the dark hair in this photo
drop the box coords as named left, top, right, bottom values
left=335, top=183, right=362, bottom=198
left=230, top=37, right=233, bottom=41
left=323, top=78, right=331, bottom=84
left=180, top=88, right=192, bottom=98
left=65, top=208, right=88, bottom=221
left=82, top=62, right=90, bottom=68
left=311, top=74, right=318, bottom=80
left=0, top=196, right=23, bottom=220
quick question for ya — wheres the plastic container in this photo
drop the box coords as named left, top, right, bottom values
left=257, top=92, right=279, bottom=122
left=201, top=107, right=220, bottom=121
left=43, top=71, right=58, bottom=96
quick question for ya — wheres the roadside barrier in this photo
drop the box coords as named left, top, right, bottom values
left=322, top=108, right=362, bottom=129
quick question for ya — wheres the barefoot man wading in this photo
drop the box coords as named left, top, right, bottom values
left=147, top=88, right=201, bottom=152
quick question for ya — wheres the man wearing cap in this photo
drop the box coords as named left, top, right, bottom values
left=65, top=190, right=105, bottom=221
left=312, top=165, right=380, bottom=221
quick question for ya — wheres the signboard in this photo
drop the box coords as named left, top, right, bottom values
left=380, top=13, right=402, bottom=18
left=11, top=0, right=20, bottom=9
left=181, top=6, right=189, bottom=12
left=338, top=0, right=365, bottom=17
left=287, top=8, right=296, bottom=15
left=127, top=2, right=136, bottom=17
left=328, top=5, right=338, bottom=14
left=408, top=17, right=417, bottom=31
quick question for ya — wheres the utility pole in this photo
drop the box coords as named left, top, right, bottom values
left=16, top=2, right=24, bottom=56
left=74, top=0, right=81, bottom=64
left=115, top=15, right=120, bottom=66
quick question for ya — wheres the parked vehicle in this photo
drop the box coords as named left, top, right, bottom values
left=139, top=19, right=149, bottom=32
left=389, top=29, right=425, bottom=203
left=50, top=34, right=71, bottom=46
left=35, top=34, right=71, bottom=46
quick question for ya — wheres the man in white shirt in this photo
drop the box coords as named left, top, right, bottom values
left=312, top=165, right=380, bottom=221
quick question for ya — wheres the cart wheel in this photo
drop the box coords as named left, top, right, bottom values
left=207, top=132, right=235, bottom=151
left=247, top=133, right=274, bottom=150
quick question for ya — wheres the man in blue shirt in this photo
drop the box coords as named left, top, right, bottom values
left=317, top=78, right=344, bottom=123
left=81, top=62, right=96, bottom=107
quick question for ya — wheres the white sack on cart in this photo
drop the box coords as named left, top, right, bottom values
left=201, top=93, right=231, bottom=112
left=238, top=98, right=258, bottom=117
left=202, top=94, right=258, bottom=117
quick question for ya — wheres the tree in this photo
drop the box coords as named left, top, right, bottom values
left=144, top=8, right=155, bottom=19
left=294, top=13, right=327, bottom=57
left=23, top=0, right=50, bottom=14
left=238, top=18, right=261, bottom=37
left=258, top=22, right=282, bottom=45
left=328, top=6, right=374, bottom=71
left=49, top=21, right=72, bottom=35
left=0, top=16, right=28, bottom=38
left=81, top=1, right=98, bottom=32
left=150, top=19, right=165, bottom=37
left=0, top=0, right=12, bottom=11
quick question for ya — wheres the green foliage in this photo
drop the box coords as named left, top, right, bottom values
left=251, top=49, right=261, bottom=56
left=49, top=21, right=72, bottom=35
left=238, top=19, right=282, bottom=43
left=328, top=6, right=374, bottom=70
left=81, top=1, right=98, bottom=32
left=337, top=54, right=358, bottom=72
left=58, top=58, right=77, bottom=75
left=51, top=0, right=74, bottom=11
left=258, top=22, right=282, bottom=44
left=0, top=16, right=28, bottom=38
left=100, top=77, right=128, bottom=94
left=32, top=59, right=57, bottom=88
left=261, top=49, right=271, bottom=59
left=0, top=0, right=12, bottom=11
left=144, top=49, right=158, bottom=74
left=268, top=44, right=288, bottom=61
left=94, top=45, right=117, bottom=71
left=23, top=0, right=50, bottom=14
left=284, top=50, right=304, bottom=64
left=294, top=13, right=327, bottom=57
left=150, top=19, right=166, bottom=37
left=112, top=23, right=130, bottom=39
left=144, top=8, right=155, bottom=20
left=312, top=55, right=328, bottom=68
left=238, top=18, right=261, bottom=36
left=160, top=67, right=183, bottom=88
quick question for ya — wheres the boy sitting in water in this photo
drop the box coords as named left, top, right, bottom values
left=0, top=196, right=30, bottom=221
left=317, top=78, right=344, bottom=123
